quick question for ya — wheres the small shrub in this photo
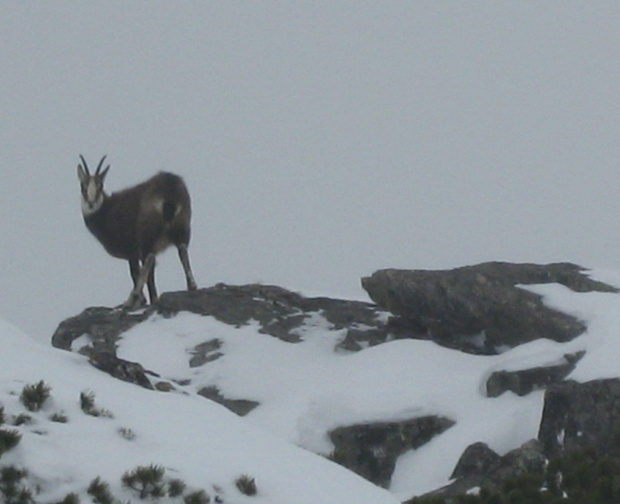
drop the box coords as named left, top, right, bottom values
left=0, top=429, right=22, bottom=457
left=183, top=489, right=210, bottom=504
left=0, top=406, right=5, bottom=425
left=87, top=477, right=115, bottom=504
left=235, top=474, right=257, bottom=496
left=12, top=414, right=32, bottom=426
left=50, top=412, right=69, bottom=423
left=167, top=478, right=186, bottom=497
left=80, top=391, right=112, bottom=418
left=122, top=464, right=166, bottom=499
left=56, top=493, right=80, bottom=504
left=20, top=380, right=51, bottom=412
left=0, top=466, right=34, bottom=504
left=79, top=390, right=96, bottom=412
left=117, top=427, right=136, bottom=441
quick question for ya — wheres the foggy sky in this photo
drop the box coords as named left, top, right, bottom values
left=2, top=2, right=620, bottom=340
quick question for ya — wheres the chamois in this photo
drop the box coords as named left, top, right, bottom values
left=77, top=155, right=197, bottom=309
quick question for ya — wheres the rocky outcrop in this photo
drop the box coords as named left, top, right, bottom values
left=51, top=284, right=400, bottom=417
left=51, top=263, right=620, bottom=498
left=53, top=284, right=394, bottom=355
left=329, top=416, right=455, bottom=488
left=431, top=378, right=620, bottom=498
left=362, top=262, right=615, bottom=354
left=54, top=264, right=607, bottom=376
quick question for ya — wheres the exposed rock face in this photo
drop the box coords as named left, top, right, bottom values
left=197, top=386, right=260, bottom=416
left=157, top=284, right=390, bottom=343
left=539, top=378, right=620, bottom=459
left=52, top=306, right=151, bottom=352
left=53, top=284, right=393, bottom=355
left=88, top=351, right=154, bottom=390
left=486, top=351, right=585, bottom=397
left=329, top=416, right=455, bottom=488
left=362, top=262, right=615, bottom=354
left=437, top=378, right=620, bottom=498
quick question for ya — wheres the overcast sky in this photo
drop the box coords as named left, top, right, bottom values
left=2, top=2, right=620, bottom=341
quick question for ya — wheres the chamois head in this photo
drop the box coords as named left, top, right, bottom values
left=77, top=155, right=110, bottom=216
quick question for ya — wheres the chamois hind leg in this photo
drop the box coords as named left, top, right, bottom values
left=122, top=254, right=156, bottom=310
left=177, top=243, right=197, bottom=291
left=146, top=260, right=158, bottom=304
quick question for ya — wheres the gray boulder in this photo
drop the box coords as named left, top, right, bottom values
left=434, top=440, right=546, bottom=497
left=539, top=378, right=620, bottom=459
left=197, top=386, right=260, bottom=416
left=329, top=416, right=454, bottom=488
left=362, top=262, right=615, bottom=354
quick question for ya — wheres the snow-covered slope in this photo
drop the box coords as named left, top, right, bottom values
left=4, top=269, right=620, bottom=503
left=0, top=319, right=399, bottom=504
left=116, top=313, right=547, bottom=498
left=111, top=270, right=620, bottom=500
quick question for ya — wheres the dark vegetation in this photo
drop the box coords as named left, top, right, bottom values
left=408, top=446, right=620, bottom=504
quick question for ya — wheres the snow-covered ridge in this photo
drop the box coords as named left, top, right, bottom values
left=6, top=263, right=620, bottom=502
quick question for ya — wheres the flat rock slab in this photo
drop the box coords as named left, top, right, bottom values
left=362, top=262, right=616, bottom=353
left=330, top=416, right=454, bottom=488
left=157, top=283, right=387, bottom=342
left=486, top=351, right=585, bottom=397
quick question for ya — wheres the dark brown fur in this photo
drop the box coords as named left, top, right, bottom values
left=84, top=172, right=191, bottom=260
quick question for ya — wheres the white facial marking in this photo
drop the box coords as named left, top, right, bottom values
left=81, top=179, right=104, bottom=216
left=87, top=180, right=98, bottom=202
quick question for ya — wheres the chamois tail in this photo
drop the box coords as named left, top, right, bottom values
left=157, top=172, right=190, bottom=223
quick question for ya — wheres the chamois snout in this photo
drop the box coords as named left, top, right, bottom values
left=77, top=155, right=198, bottom=310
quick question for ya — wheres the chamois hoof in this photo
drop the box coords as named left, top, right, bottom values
left=121, top=292, right=148, bottom=312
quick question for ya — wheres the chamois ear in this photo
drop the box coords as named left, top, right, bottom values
left=77, top=164, right=88, bottom=184
left=99, top=164, right=110, bottom=181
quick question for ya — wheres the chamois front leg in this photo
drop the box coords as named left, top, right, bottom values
left=128, top=257, right=147, bottom=307
left=122, top=254, right=156, bottom=310
left=177, top=243, right=197, bottom=291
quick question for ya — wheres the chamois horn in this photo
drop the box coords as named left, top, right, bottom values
left=79, top=154, right=90, bottom=175
left=95, top=155, right=108, bottom=176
